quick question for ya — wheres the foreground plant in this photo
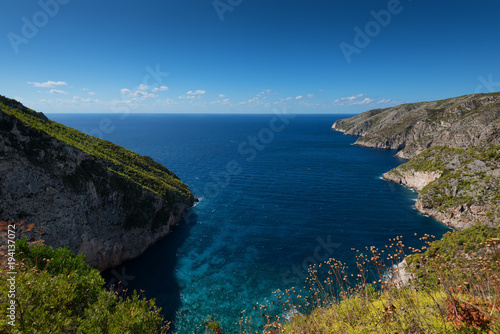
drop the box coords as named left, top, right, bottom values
left=251, top=224, right=500, bottom=333
left=0, top=238, right=170, bottom=333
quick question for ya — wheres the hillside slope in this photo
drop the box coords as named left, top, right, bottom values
left=333, top=92, right=500, bottom=230
left=0, top=95, right=196, bottom=270
left=332, top=92, right=500, bottom=159
left=384, top=144, right=500, bottom=230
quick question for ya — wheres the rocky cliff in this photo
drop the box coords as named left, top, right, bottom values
left=0, top=96, right=196, bottom=271
left=383, top=145, right=500, bottom=230
left=332, top=92, right=500, bottom=159
left=333, top=92, right=500, bottom=231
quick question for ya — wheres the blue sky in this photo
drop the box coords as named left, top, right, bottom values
left=1, top=0, right=499, bottom=114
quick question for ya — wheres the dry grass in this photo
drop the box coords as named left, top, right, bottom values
left=237, top=227, right=500, bottom=334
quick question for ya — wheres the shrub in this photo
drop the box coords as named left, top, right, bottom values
left=0, top=238, right=169, bottom=333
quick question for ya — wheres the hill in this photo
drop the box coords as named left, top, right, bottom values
left=332, top=92, right=500, bottom=159
left=333, top=92, right=500, bottom=231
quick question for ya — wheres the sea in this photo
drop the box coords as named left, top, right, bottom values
left=49, top=113, right=450, bottom=333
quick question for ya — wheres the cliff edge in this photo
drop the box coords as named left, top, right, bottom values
left=384, top=145, right=500, bottom=230
left=0, top=95, right=196, bottom=270
left=333, top=92, right=500, bottom=230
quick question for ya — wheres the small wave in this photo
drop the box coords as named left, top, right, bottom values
left=193, top=197, right=203, bottom=207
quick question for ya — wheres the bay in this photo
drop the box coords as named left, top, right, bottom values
left=49, top=113, right=450, bottom=333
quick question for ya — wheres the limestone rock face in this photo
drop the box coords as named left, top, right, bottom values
left=382, top=170, right=442, bottom=192
left=382, top=145, right=500, bottom=230
left=0, top=97, right=196, bottom=271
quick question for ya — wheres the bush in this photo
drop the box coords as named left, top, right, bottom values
left=0, top=238, right=169, bottom=333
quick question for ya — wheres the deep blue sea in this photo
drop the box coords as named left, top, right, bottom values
left=49, top=113, right=450, bottom=333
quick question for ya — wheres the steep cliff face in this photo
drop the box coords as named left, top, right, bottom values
left=383, top=145, right=500, bottom=230
left=382, top=170, right=442, bottom=192
left=333, top=92, right=500, bottom=159
left=0, top=96, right=196, bottom=271
left=333, top=92, right=500, bottom=230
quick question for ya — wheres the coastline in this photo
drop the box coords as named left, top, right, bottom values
left=333, top=122, right=474, bottom=231
left=331, top=126, right=450, bottom=288
left=381, top=170, right=466, bottom=231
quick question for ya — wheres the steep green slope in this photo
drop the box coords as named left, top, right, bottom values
left=0, top=95, right=191, bottom=200
left=0, top=95, right=196, bottom=270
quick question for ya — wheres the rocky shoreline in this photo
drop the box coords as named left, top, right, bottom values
left=332, top=92, right=500, bottom=231
left=381, top=169, right=473, bottom=231
left=332, top=93, right=500, bottom=287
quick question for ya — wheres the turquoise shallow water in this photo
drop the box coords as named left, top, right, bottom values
left=50, top=113, right=450, bottom=333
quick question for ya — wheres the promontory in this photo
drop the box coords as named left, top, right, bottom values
left=0, top=95, right=196, bottom=271
left=333, top=92, right=500, bottom=230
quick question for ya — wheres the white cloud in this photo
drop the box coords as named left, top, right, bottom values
left=344, top=94, right=364, bottom=101
left=295, top=96, right=303, bottom=100
left=121, top=86, right=157, bottom=99
left=333, top=94, right=373, bottom=106
left=28, top=81, right=68, bottom=88
left=71, top=96, right=100, bottom=104
left=38, top=96, right=101, bottom=106
left=82, top=88, right=89, bottom=91
left=210, top=98, right=231, bottom=105
left=239, top=89, right=277, bottom=106
left=352, top=97, right=374, bottom=105
left=133, top=90, right=157, bottom=98
left=50, top=89, right=69, bottom=95
left=178, top=95, right=196, bottom=99
left=186, top=90, right=206, bottom=95
left=219, top=94, right=225, bottom=98
left=152, top=86, right=168, bottom=93
left=155, top=98, right=177, bottom=106
left=307, top=94, right=315, bottom=99
left=120, top=88, right=132, bottom=96
left=257, top=89, right=273, bottom=96
left=88, top=92, right=96, bottom=96
left=378, top=99, right=391, bottom=104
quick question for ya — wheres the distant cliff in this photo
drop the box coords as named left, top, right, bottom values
left=333, top=92, right=500, bottom=230
left=0, top=95, right=196, bottom=270
left=332, top=92, right=500, bottom=159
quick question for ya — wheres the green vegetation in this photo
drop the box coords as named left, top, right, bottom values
left=0, top=96, right=192, bottom=201
left=0, top=238, right=169, bottom=333
left=407, top=224, right=500, bottom=285
left=396, top=146, right=463, bottom=173
left=239, top=226, right=500, bottom=333
left=385, top=144, right=500, bottom=225
left=5, top=228, right=499, bottom=334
